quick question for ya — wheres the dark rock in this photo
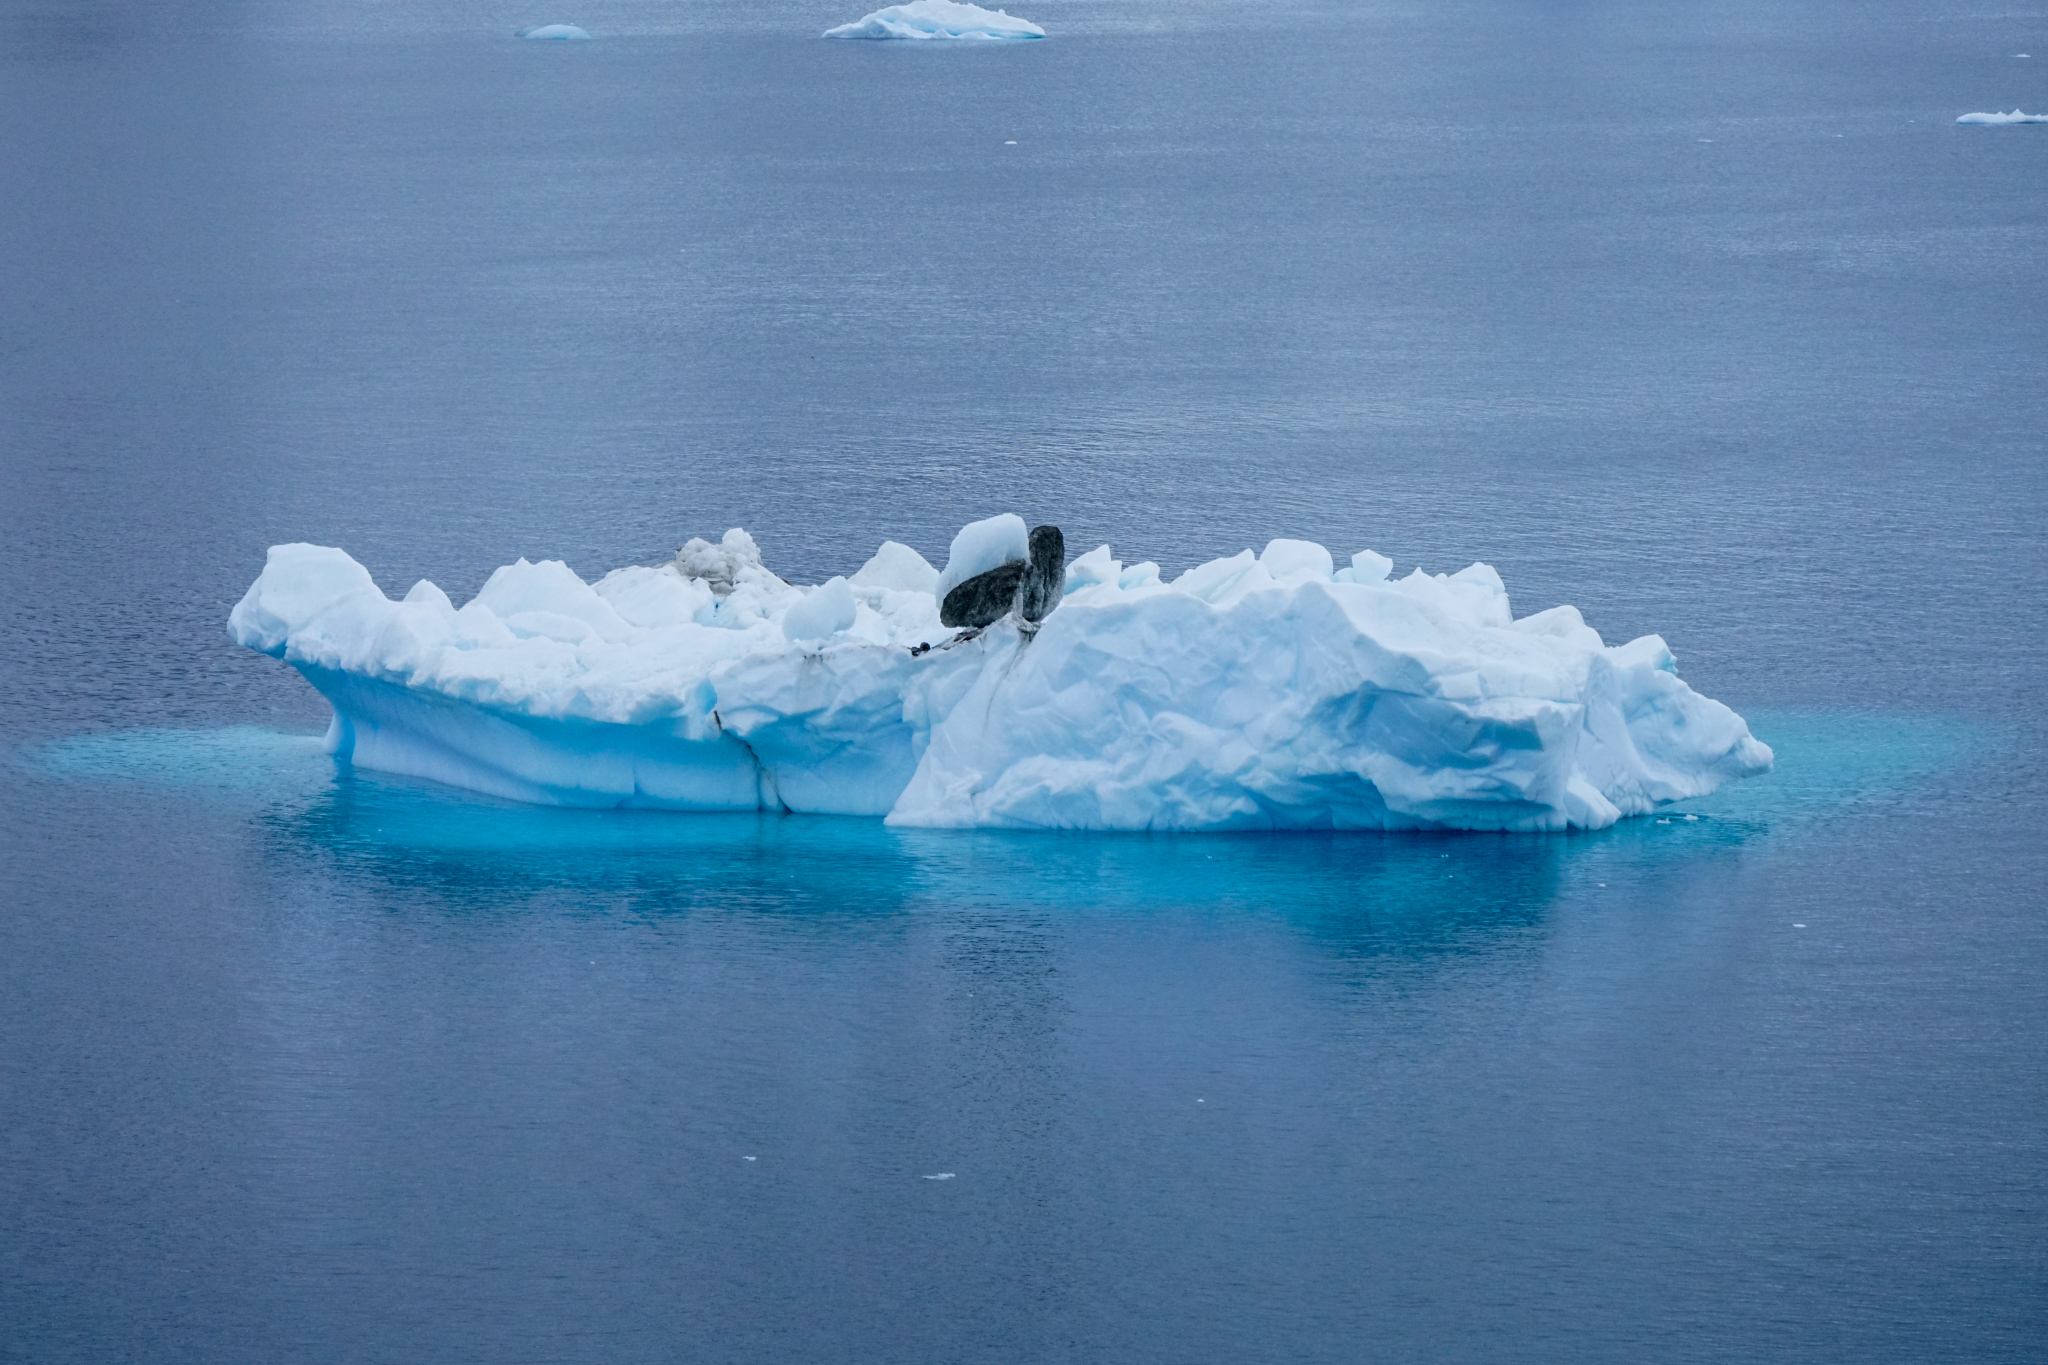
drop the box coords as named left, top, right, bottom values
left=1019, top=525, right=1065, bottom=623
left=939, top=523, right=1067, bottom=631
left=940, top=560, right=1027, bottom=628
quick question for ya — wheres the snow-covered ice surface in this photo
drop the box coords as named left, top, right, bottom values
left=935, top=512, right=1029, bottom=601
left=1956, top=109, right=2047, bottom=124
left=824, top=0, right=1044, bottom=41
left=516, top=23, right=591, bottom=40
left=229, top=525, right=1771, bottom=831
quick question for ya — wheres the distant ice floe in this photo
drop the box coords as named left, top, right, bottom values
left=1956, top=109, right=2047, bottom=124
left=517, top=24, right=592, bottom=40
left=825, top=0, right=1044, bottom=40
left=229, top=519, right=1773, bottom=832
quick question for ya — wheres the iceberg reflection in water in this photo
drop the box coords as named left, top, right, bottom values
left=27, top=710, right=1972, bottom=938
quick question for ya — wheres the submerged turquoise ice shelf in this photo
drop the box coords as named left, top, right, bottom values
left=24, top=711, right=1983, bottom=925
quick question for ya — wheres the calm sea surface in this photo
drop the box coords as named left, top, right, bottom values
left=3, top=1, right=2044, bottom=1360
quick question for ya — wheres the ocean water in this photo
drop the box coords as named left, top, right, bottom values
left=2, top=1, right=2044, bottom=1361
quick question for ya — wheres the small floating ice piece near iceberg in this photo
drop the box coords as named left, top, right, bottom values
left=1955, top=109, right=2047, bottom=124
left=825, top=0, right=1044, bottom=41
left=229, top=519, right=1771, bottom=831
left=517, top=23, right=592, bottom=40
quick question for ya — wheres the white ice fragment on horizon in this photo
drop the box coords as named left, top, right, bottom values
left=517, top=24, right=591, bottom=40
left=824, top=0, right=1044, bottom=40
left=783, top=577, right=859, bottom=643
left=1956, top=109, right=2048, bottom=124
left=923, top=1173, right=956, bottom=1179
left=850, top=540, right=940, bottom=595
left=935, top=513, right=1028, bottom=602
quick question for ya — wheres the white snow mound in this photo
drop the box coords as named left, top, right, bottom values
left=1956, top=109, right=2047, bottom=124
left=825, top=0, right=1044, bottom=41
left=517, top=24, right=591, bottom=39
left=936, top=513, right=1028, bottom=602
left=229, top=523, right=1772, bottom=831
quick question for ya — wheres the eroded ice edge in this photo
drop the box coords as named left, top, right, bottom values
left=825, top=0, right=1044, bottom=41
left=228, top=521, right=1772, bottom=832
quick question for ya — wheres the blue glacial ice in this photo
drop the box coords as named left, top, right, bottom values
left=825, top=0, right=1045, bottom=41
left=517, top=23, right=591, bottom=40
left=228, top=522, right=1772, bottom=831
left=1955, top=109, right=2047, bottom=124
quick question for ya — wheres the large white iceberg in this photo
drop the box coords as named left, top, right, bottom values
left=228, top=523, right=1771, bottom=831
left=825, top=0, right=1044, bottom=41
left=1955, top=109, right=2047, bottom=124
left=516, top=23, right=592, bottom=40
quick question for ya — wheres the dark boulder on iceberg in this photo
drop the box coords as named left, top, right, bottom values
left=941, top=524, right=1065, bottom=629
left=941, top=561, right=1025, bottom=628
left=1018, top=524, right=1065, bottom=623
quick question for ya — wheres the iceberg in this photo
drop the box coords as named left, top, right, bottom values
left=228, top=523, right=1772, bottom=831
left=824, top=0, right=1045, bottom=41
left=1955, top=109, right=2047, bottom=124
left=517, top=24, right=591, bottom=40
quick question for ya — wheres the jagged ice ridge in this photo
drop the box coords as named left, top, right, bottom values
left=229, top=519, right=1772, bottom=831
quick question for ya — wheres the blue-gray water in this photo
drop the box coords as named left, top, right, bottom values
left=2, top=1, right=2043, bottom=1360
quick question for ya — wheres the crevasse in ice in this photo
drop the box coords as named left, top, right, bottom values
left=228, top=522, right=1772, bottom=830
left=824, top=0, right=1045, bottom=41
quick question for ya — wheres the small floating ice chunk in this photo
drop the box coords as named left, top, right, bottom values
left=923, top=1172, right=956, bottom=1180
left=825, top=0, right=1045, bottom=40
left=517, top=23, right=592, bottom=40
left=1956, top=109, right=2048, bottom=124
